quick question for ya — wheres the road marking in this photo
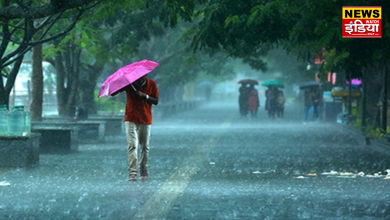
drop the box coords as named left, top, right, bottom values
left=132, top=122, right=231, bottom=220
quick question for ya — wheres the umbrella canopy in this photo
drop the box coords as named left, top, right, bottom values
left=98, top=60, right=159, bottom=98
left=261, top=80, right=284, bottom=88
left=346, top=78, right=362, bottom=85
left=238, top=79, right=259, bottom=85
left=299, top=81, right=321, bottom=89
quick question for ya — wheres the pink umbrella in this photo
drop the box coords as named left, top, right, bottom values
left=346, top=78, right=362, bottom=85
left=98, top=59, right=159, bottom=98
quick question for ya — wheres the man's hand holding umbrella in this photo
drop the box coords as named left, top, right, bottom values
left=130, top=76, right=158, bottom=105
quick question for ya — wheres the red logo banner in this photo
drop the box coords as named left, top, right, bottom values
left=342, top=6, right=382, bottom=38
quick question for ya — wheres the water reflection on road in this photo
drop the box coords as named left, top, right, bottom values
left=1, top=101, right=390, bottom=219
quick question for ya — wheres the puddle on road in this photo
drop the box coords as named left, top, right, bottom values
left=293, top=170, right=390, bottom=180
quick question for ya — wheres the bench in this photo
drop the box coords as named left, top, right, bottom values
left=43, top=116, right=123, bottom=136
left=0, top=134, right=40, bottom=167
left=84, top=116, right=124, bottom=136
left=75, top=121, right=106, bottom=143
left=31, top=127, right=79, bottom=153
left=32, top=121, right=106, bottom=144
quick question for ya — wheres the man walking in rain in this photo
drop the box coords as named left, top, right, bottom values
left=112, top=74, right=159, bottom=181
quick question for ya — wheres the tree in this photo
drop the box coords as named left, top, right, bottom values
left=286, top=0, right=390, bottom=129
left=0, top=0, right=101, bottom=108
left=42, top=0, right=167, bottom=116
left=182, top=0, right=389, bottom=129
left=58, top=1, right=230, bottom=111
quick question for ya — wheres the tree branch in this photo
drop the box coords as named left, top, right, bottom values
left=4, top=55, right=24, bottom=92
left=0, top=0, right=101, bottom=19
left=31, top=10, right=83, bottom=45
left=2, top=8, right=84, bottom=68
left=1, top=18, right=33, bottom=64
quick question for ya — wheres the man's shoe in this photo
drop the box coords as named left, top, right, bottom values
left=128, top=174, right=137, bottom=181
left=140, top=169, right=148, bottom=180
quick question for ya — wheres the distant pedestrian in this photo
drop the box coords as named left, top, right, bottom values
left=238, top=84, right=250, bottom=117
left=303, top=89, right=314, bottom=123
left=313, top=85, right=323, bottom=120
left=248, top=84, right=260, bottom=118
left=265, top=86, right=277, bottom=119
left=276, top=90, right=285, bottom=118
left=111, top=74, right=159, bottom=181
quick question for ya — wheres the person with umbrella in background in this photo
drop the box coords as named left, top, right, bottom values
left=262, top=80, right=284, bottom=119
left=303, top=89, right=315, bottom=123
left=238, top=83, right=250, bottom=118
left=276, top=89, right=285, bottom=118
left=299, top=81, right=320, bottom=123
left=265, top=86, right=278, bottom=119
left=248, top=84, right=260, bottom=118
left=100, top=60, right=159, bottom=181
left=238, top=79, right=259, bottom=118
left=313, top=84, right=323, bottom=121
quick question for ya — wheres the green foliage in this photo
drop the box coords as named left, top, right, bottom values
left=94, top=92, right=125, bottom=111
left=148, top=0, right=204, bottom=27
left=187, top=0, right=390, bottom=82
left=225, top=15, right=240, bottom=28
left=349, top=117, right=390, bottom=139
left=1, top=67, right=10, bottom=77
left=322, top=49, right=350, bottom=74
left=368, top=126, right=390, bottom=138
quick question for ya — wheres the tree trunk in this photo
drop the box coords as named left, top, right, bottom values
left=54, top=42, right=81, bottom=117
left=65, top=48, right=81, bottom=117
left=80, top=66, right=103, bottom=114
left=55, top=51, right=67, bottom=116
left=31, top=44, right=43, bottom=121
left=0, top=59, right=7, bottom=106
left=361, top=71, right=367, bottom=133
left=382, top=65, right=388, bottom=131
left=347, top=73, right=352, bottom=115
left=0, top=56, right=24, bottom=108
left=0, top=88, right=9, bottom=107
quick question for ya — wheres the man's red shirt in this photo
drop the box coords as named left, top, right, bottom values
left=124, top=78, right=159, bottom=124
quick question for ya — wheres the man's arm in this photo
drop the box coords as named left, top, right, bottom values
left=137, top=91, right=158, bottom=105
left=147, top=96, right=159, bottom=105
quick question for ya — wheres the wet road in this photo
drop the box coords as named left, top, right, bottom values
left=1, top=101, right=390, bottom=220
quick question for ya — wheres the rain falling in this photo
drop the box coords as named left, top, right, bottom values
left=1, top=1, right=390, bottom=220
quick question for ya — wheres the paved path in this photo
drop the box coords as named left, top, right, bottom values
left=1, top=101, right=390, bottom=220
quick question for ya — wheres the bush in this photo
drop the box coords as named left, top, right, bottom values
left=350, top=118, right=390, bottom=138
left=369, top=126, right=390, bottom=138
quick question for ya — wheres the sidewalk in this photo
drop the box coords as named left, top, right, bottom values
left=336, top=121, right=390, bottom=154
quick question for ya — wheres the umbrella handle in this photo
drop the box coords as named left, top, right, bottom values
left=130, top=84, right=143, bottom=98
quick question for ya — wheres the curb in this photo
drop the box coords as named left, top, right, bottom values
left=336, top=122, right=390, bottom=153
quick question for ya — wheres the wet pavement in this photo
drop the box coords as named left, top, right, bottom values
left=1, top=101, right=390, bottom=220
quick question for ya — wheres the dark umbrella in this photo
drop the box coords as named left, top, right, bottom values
left=299, top=81, right=321, bottom=89
left=238, top=79, right=259, bottom=85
